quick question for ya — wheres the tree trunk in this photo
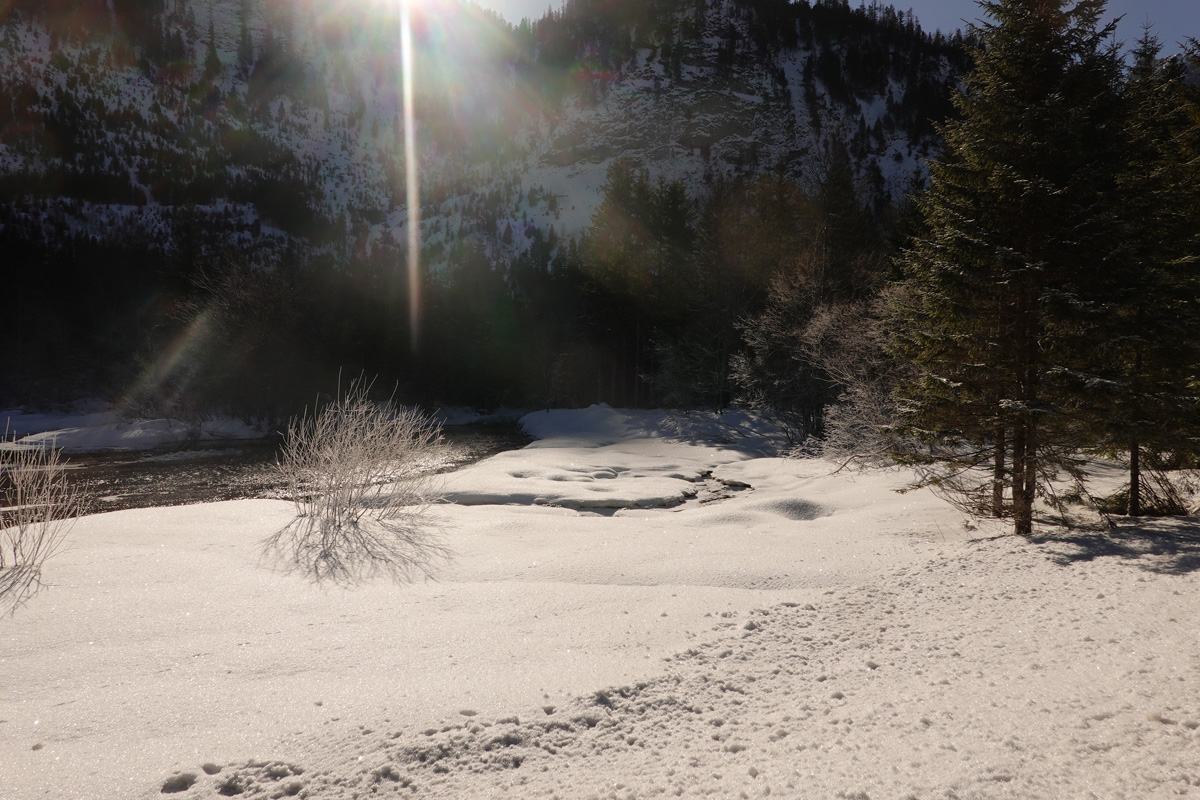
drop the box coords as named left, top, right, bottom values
left=1022, top=423, right=1037, bottom=535
left=1012, top=426, right=1032, bottom=535
left=633, top=315, right=642, bottom=409
left=992, top=426, right=1006, bottom=518
left=1129, top=438, right=1141, bottom=517
left=1014, top=281, right=1039, bottom=536
left=1129, top=345, right=1143, bottom=517
left=610, top=344, right=618, bottom=405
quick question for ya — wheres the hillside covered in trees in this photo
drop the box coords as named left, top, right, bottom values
left=1, top=0, right=969, bottom=414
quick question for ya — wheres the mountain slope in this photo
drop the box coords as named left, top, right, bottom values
left=0, top=0, right=969, bottom=408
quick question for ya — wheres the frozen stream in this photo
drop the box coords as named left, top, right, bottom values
left=55, top=424, right=533, bottom=514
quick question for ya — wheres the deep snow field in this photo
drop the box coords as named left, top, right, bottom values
left=2, top=405, right=1199, bottom=800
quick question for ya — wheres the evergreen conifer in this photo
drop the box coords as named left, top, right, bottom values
left=892, top=0, right=1126, bottom=534
left=1095, top=33, right=1200, bottom=515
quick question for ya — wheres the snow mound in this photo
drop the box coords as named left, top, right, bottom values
left=446, top=406, right=780, bottom=510
left=520, top=404, right=785, bottom=452
left=520, top=404, right=653, bottom=445
left=745, top=497, right=828, bottom=521
left=442, top=447, right=707, bottom=509
left=1, top=407, right=268, bottom=452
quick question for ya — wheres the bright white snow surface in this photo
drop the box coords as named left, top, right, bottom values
left=3, top=406, right=1200, bottom=799
left=1, top=404, right=265, bottom=452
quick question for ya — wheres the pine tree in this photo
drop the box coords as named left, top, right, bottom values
left=579, top=158, right=696, bottom=407
left=732, top=153, right=883, bottom=444
left=204, top=18, right=222, bottom=81
left=1094, top=32, right=1200, bottom=515
left=237, top=0, right=254, bottom=74
left=891, top=0, right=1126, bottom=534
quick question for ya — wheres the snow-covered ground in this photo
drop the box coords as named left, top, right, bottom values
left=1, top=404, right=266, bottom=453
left=2, top=406, right=1198, bottom=799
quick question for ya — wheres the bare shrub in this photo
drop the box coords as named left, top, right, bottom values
left=1, top=437, right=83, bottom=616
left=265, top=382, right=449, bottom=584
left=733, top=247, right=887, bottom=448
left=732, top=262, right=833, bottom=446
left=798, top=292, right=912, bottom=468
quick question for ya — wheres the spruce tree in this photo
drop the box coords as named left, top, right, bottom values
left=891, top=0, right=1126, bottom=534
left=1095, top=33, right=1200, bottom=515
left=204, top=19, right=222, bottom=81
left=237, top=0, right=254, bottom=74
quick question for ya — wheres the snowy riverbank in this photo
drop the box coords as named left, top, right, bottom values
left=2, top=406, right=1198, bottom=799
left=1, top=403, right=268, bottom=452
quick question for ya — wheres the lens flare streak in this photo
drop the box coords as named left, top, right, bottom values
left=119, top=307, right=217, bottom=413
left=401, top=0, right=421, bottom=350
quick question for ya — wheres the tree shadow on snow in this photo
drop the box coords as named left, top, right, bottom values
left=1031, top=516, right=1200, bottom=575
left=260, top=506, right=451, bottom=587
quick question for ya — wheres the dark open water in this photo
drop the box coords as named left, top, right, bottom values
left=58, top=424, right=532, bottom=515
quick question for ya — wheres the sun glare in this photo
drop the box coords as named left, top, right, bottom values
left=307, top=0, right=520, bottom=349
left=332, top=0, right=429, bottom=348
left=400, top=0, right=421, bottom=351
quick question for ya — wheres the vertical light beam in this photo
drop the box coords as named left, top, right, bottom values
left=401, top=0, right=421, bottom=350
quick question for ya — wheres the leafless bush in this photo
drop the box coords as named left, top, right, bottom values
left=734, top=247, right=890, bottom=449
left=797, top=292, right=912, bottom=468
left=265, top=382, right=450, bottom=584
left=1, top=437, right=83, bottom=616
left=732, top=264, right=836, bottom=446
